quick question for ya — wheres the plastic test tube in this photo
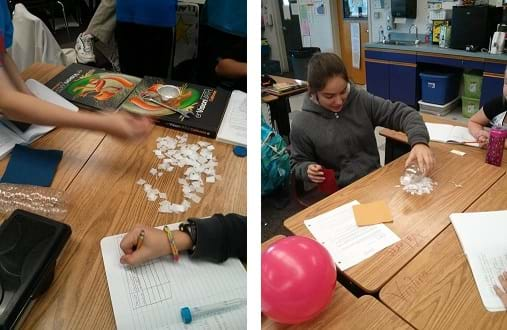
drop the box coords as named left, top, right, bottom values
left=180, top=298, right=246, bottom=324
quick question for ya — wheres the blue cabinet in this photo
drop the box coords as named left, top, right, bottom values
left=389, top=64, right=417, bottom=106
left=366, top=61, right=389, bottom=99
left=366, top=47, right=506, bottom=111
left=366, top=50, right=418, bottom=107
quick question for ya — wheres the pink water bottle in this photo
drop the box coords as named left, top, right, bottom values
left=485, top=127, right=507, bottom=167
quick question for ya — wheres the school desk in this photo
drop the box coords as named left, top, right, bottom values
left=284, top=143, right=505, bottom=294
left=13, top=66, right=246, bottom=329
left=0, top=64, right=105, bottom=192
left=262, top=289, right=412, bottom=329
left=261, top=236, right=411, bottom=329
left=262, top=75, right=307, bottom=139
left=380, top=164, right=507, bottom=329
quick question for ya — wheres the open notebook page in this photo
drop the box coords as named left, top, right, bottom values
left=216, top=90, right=247, bottom=147
left=450, top=211, right=507, bottom=312
left=101, top=224, right=246, bottom=329
left=425, top=123, right=479, bottom=147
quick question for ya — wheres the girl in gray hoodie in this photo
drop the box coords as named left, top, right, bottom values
left=290, top=52, right=435, bottom=188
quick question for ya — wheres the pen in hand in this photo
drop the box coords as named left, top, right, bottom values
left=136, top=230, right=145, bottom=250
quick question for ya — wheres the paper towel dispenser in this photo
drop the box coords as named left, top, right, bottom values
left=392, top=0, right=416, bottom=18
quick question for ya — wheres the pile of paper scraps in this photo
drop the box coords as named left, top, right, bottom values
left=136, top=134, right=221, bottom=213
left=399, top=164, right=436, bottom=195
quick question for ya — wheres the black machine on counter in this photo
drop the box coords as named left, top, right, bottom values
left=449, top=5, right=503, bottom=52
left=0, top=210, right=71, bottom=329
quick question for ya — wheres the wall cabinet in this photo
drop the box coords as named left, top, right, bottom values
left=365, top=50, right=418, bottom=107
left=366, top=48, right=506, bottom=109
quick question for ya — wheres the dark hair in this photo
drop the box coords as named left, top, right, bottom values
left=307, top=53, right=349, bottom=94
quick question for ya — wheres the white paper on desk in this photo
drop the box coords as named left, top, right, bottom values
left=304, top=200, right=400, bottom=271
left=450, top=211, right=507, bottom=312
left=101, top=223, right=247, bottom=330
left=216, top=90, right=247, bottom=147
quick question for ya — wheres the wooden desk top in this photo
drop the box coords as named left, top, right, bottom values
left=284, top=144, right=505, bottom=293
left=380, top=225, right=507, bottom=329
left=18, top=98, right=246, bottom=327
left=262, top=292, right=412, bottom=329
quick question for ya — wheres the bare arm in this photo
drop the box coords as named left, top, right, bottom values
left=0, top=62, right=153, bottom=140
left=468, top=108, right=490, bottom=147
left=215, top=58, right=247, bottom=79
left=3, top=53, right=32, bottom=94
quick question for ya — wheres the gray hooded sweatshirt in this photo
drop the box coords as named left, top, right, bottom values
left=290, top=85, right=429, bottom=188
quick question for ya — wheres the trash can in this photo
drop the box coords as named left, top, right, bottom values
left=289, top=47, right=320, bottom=80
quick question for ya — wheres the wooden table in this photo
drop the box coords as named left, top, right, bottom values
left=13, top=65, right=247, bottom=329
left=261, top=236, right=411, bottom=329
left=261, top=76, right=307, bottom=138
left=284, top=144, right=505, bottom=293
left=380, top=157, right=507, bottom=329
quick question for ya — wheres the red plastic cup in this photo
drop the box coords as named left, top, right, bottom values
left=319, top=168, right=338, bottom=194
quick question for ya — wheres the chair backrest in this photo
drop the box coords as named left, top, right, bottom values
left=173, top=3, right=199, bottom=67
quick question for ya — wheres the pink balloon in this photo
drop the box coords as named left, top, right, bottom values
left=261, top=236, right=337, bottom=324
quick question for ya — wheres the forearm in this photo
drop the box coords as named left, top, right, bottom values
left=468, top=120, right=487, bottom=139
left=3, top=53, right=31, bottom=94
left=215, top=59, right=247, bottom=79
left=0, top=83, right=108, bottom=131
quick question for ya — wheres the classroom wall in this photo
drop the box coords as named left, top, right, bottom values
left=368, top=0, right=433, bottom=43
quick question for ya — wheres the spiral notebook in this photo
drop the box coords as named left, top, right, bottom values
left=100, top=224, right=247, bottom=329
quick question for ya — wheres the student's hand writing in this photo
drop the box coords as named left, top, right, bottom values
left=307, top=163, right=325, bottom=183
left=103, top=112, right=154, bottom=141
left=474, top=129, right=489, bottom=148
left=405, top=144, right=435, bottom=176
left=494, top=271, right=507, bottom=309
left=120, top=225, right=192, bottom=266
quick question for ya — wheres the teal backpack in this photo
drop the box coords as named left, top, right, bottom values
left=261, top=116, right=290, bottom=195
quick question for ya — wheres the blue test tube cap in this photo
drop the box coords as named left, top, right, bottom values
left=233, top=146, right=247, bottom=157
left=181, top=306, right=192, bottom=324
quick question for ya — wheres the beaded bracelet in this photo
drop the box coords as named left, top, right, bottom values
left=163, top=225, right=179, bottom=262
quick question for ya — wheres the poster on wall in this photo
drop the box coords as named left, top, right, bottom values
left=350, top=22, right=361, bottom=69
left=344, top=0, right=368, bottom=18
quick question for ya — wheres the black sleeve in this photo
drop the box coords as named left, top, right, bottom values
left=483, top=96, right=506, bottom=120
left=188, top=214, right=246, bottom=263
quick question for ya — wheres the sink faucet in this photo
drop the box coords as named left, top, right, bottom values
left=378, top=25, right=386, bottom=43
left=409, top=24, right=418, bottom=42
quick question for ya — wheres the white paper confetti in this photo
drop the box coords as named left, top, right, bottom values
left=137, top=135, right=221, bottom=213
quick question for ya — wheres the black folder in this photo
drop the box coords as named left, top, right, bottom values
left=0, top=210, right=71, bottom=329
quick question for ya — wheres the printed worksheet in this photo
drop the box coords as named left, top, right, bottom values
left=304, top=200, right=400, bottom=271
left=101, top=224, right=246, bottom=329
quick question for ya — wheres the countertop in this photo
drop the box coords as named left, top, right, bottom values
left=365, top=42, right=507, bottom=62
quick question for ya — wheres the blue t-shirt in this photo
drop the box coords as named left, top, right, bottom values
left=204, top=0, right=246, bottom=37
left=116, top=0, right=177, bottom=28
left=0, top=0, right=13, bottom=54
